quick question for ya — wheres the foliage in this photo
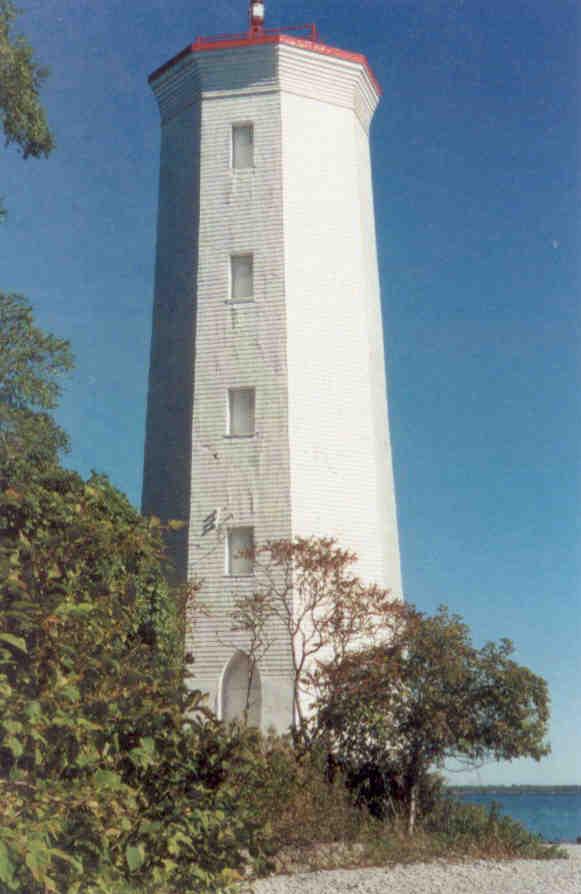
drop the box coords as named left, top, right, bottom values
left=0, top=1, right=53, bottom=159
left=0, top=458, right=273, bottom=892
left=229, top=589, right=272, bottom=727
left=338, top=760, right=445, bottom=823
left=0, top=450, right=557, bottom=888
left=0, top=0, right=54, bottom=219
left=316, top=605, right=550, bottom=833
left=228, top=537, right=404, bottom=738
left=234, top=734, right=561, bottom=876
left=424, top=795, right=564, bottom=860
left=0, top=292, right=73, bottom=464
left=250, top=734, right=365, bottom=852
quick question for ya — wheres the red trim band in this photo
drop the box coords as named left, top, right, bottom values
left=148, top=33, right=381, bottom=97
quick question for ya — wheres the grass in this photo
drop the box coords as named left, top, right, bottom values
left=268, top=819, right=566, bottom=877
left=146, top=738, right=568, bottom=891
left=253, top=745, right=567, bottom=877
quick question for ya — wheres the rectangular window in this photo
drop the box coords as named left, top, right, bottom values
left=230, top=254, right=253, bottom=301
left=232, top=123, right=254, bottom=170
left=228, top=387, right=255, bottom=436
left=227, top=527, right=254, bottom=576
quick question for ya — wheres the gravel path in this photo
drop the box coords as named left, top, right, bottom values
left=253, top=845, right=581, bottom=894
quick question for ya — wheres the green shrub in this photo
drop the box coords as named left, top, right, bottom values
left=423, top=795, right=563, bottom=859
left=246, top=735, right=372, bottom=856
left=337, top=759, right=445, bottom=823
left=316, top=606, right=550, bottom=836
left=0, top=461, right=272, bottom=893
left=120, top=715, right=275, bottom=892
left=244, top=735, right=563, bottom=872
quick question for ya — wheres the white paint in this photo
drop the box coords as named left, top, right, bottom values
left=221, top=651, right=262, bottom=726
left=281, top=90, right=402, bottom=595
left=144, top=39, right=403, bottom=734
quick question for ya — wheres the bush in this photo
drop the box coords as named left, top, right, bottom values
left=0, top=461, right=273, bottom=893
left=243, top=735, right=563, bottom=872
left=120, top=715, right=276, bottom=892
left=316, top=605, right=550, bottom=834
left=257, top=737, right=366, bottom=851
left=336, top=759, right=445, bottom=822
left=423, top=795, right=564, bottom=860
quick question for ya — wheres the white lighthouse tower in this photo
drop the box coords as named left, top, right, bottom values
left=142, top=3, right=403, bottom=731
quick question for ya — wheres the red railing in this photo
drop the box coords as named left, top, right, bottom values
left=191, top=23, right=318, bottom=49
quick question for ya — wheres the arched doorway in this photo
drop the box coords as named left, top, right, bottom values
left=221, top=651, right=262, bottom=727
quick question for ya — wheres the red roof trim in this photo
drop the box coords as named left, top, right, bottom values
left=148, top=34, right=381, bottom=97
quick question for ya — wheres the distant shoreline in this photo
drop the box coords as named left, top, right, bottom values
left=447, top=785, right=581, bottom=795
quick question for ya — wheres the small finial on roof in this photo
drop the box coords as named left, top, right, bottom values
left=249, top=0, right=265, bottom=34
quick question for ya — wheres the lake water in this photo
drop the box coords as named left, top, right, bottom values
left=455, top=789, right=581, bottom=843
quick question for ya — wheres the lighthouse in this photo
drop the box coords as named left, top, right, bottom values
left=142, top=3, right=403, bottom=731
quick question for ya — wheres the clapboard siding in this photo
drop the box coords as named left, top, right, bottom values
left=144, top=38, right=402, bottom=732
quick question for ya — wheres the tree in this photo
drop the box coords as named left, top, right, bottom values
left=0, top=0, right=53, bottom=158
left=0, top=460, right=176, bottom=890
left=316, top=605, right=550, bottom=834
left=229, top=588, right=274, bottom=727
left=0, top=303, right=273, bottom=891
left=227, top=537, right=404, bottom=739
left=0, top=0, right=54, bottom=218
left=0, top=458, right=274, bottom=892
left=0, top=291, right=73, bottom=464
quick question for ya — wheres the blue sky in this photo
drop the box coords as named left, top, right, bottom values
left=2, top=0, right=579, bottom=784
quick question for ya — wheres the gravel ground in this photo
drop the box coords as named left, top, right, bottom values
left=253, top=844, right=581, bottom=894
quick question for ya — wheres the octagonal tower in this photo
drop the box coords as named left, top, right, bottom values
left=142, top=11, right=403, bottom=731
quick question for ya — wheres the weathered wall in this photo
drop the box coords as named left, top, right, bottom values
left=144, top=40, right=403, bottom=733
left=186, top=85, right=295, bottom=729
left=142, top=101, right=201, bottom=580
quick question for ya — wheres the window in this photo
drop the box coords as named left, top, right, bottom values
left=230, top=254, right=253, bottom=301
left=228, top=387, right=255, bottom=436
left=232, top=123, right=254, bottom=170
left=227, top=527, right=254, bottom=576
